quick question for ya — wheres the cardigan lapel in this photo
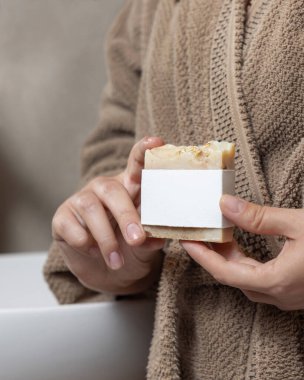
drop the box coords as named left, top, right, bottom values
left=227, top=0, right=271, bottom=207
left=233, top=0, right=282, bottom=256
left=210, top=0, right=281, bottom=256
left=246, top=0, right=265, bottom=23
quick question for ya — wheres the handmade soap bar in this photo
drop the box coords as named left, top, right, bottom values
left=141, top=141, right=235, bottom=243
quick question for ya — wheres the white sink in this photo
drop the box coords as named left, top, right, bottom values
left=0, top=253, right=154, bottom=380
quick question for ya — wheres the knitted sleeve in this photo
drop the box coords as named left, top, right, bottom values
left=80, top=0, right=143, bottom=183
left=44, top=0, right=143, bottom=304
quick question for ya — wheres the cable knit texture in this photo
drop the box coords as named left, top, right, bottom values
left=44, top=0, right=304, bottom=378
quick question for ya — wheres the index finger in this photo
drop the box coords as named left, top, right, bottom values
left=126, top=136, right=164, bottom=185
left=181, top=241, right=272, bottom=292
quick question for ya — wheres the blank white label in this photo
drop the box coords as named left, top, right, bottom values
left=141, top=170, right=235, bottom=228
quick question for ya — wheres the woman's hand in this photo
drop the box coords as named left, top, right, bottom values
left=52, top=136, right=165, bottom=295
left=181, top=195, right=304, bottom=311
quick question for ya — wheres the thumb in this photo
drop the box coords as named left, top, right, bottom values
left=123, top=136, right=164, bottom=197
left=220, top=194, right=302, bottom=239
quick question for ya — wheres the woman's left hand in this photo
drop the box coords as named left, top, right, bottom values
left=181, top=195, right=304, bottom=311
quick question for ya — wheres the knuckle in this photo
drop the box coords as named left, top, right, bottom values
left=52, top=209, right=89, bottom=249
left=263, top=266, right=290, bottom=298
left=71, top=233, right=89, bottom=250
left=98, top=179, right=120, bottom=197
left=255, top=266, right=273, bottom=292
left=75, top=193, right=98, bottom=214
left=269, top=282, right=288, bottom=298
left=89, top=176, right=105, bottom=191
left=56, top=228, right=88, bottom=251
left=266, top=274, right=289, bottom=298
left=248, top=205, right=267, bottom=233
left=52, top=213, right=66, bottom=237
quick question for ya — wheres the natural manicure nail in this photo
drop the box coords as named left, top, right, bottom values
left=109, top=251, right=123, bottom=270
left=221, top=194, right=246, bottom=213
left=127, top=223, right=143, bottom=241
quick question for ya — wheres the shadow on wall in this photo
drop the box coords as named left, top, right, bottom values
left=0, top=0, right=124, bottom=252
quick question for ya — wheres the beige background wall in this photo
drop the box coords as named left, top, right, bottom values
left=0, top=0, right=124, bottom=252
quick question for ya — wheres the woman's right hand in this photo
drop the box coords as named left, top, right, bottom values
left=52, top=136, right=165, bottom=295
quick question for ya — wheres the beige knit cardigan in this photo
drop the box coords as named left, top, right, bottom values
left=44, top=0, right=304, bottom=378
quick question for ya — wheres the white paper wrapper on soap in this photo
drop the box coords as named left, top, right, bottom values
left=141, top=141, right=235, bottom=243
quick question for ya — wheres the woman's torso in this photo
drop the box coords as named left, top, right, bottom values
left=133, top=1, right=304, bottom=378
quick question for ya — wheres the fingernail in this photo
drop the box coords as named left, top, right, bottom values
left=221, top=195, right=246, bottom=213
left=144, top=136, right=156, bottom=144
left=109, top=251, right=123, bottom=270
left=127, top=223, right=144, bottom=241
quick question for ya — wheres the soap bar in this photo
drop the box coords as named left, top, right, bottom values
left=144, top=141, right=235, bottom=170
left=141, top=141, right=235, bottom=243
